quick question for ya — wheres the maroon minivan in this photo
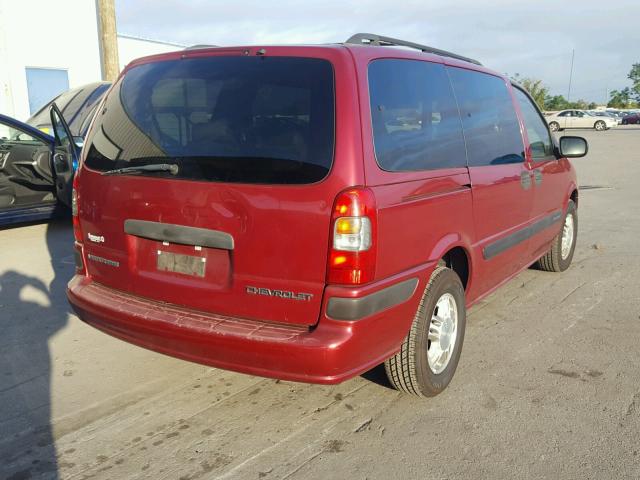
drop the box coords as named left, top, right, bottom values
left=64, top=34, right=587, bottom=396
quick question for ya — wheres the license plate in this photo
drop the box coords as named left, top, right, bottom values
left=157, top=251, right=206, bottom=277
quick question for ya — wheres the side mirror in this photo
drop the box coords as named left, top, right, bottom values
left=559, top=136, right=588, bottom=158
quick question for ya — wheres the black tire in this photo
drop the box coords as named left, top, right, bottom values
left=384, top=266, right=466, bottom=397
left=537, top=200, right=577, bottom=272
left=594, top=120, right=607, bottom=131
left=549, top=121, right=560, bottom=132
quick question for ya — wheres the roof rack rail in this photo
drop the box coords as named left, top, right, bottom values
left=345, top=33, right=482, bottom=66
left=183, top=44, right=218, bottom=50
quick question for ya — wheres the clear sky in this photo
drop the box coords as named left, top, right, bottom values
left=116, top=0, right=640, bottom=104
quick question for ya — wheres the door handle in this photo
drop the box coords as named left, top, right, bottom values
left=532, top=169, right=543, bottom=186
left=53, top=153, right=69, bottom=172
left=520, top=170, right=532, bottom=190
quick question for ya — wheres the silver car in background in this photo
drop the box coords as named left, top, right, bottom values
left=545, top=109, right=617, bottom=132
left=591, top=110, right=622, bottom=125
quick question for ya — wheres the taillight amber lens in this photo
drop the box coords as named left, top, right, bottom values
left=327, top=188, right=377, bottom=285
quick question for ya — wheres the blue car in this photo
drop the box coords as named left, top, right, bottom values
left=0, top=82, right=109, bottom=226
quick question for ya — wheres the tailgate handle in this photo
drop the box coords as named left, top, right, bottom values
left=124, top=219, right=234, bottom=250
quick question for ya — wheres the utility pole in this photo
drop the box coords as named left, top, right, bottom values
left=97, top=0, right=119, bottom=81
left=567, top=49, right=575, bottom=102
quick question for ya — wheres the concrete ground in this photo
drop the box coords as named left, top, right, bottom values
left=1, top=126, right=639, bottom=480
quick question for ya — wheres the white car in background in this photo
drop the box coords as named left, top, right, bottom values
left=546, top=109, right=617, bottom=132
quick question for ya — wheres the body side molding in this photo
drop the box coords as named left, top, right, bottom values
left=327, top=277, right=419, bottom=321
left=483, top=210, right=562, bottom=260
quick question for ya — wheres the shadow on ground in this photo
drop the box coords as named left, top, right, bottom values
left=0, top=214, right=74, bottom=480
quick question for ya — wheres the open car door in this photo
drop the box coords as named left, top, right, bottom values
left=0, top=114, right=57, bottom=218
left=50, top=103, right=81, bottom=207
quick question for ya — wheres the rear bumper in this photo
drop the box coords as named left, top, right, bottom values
left=67, top=264, right=432, bottom=384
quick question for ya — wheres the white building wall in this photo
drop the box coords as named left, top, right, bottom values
left=0, top=0, right=102, bottom=120
left=117, top=35, right=185, bottom=71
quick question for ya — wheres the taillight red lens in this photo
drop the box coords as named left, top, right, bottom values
left=327, top=188, right=377, bottom=285
left=72, top=174, right=83, bottom=243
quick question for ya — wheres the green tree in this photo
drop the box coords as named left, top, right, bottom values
left=608, top=88, right=632, bottom=108
left=544, top=94, right=571, bottom=110
left=543, top=95, right=599, bottom=111
left=629, top=63, right=640, bottom=102
left=510, top=74, right=549, bottom=109
left=572, top=99, right=588, bottom=110
left=509, top=74, right=601, bottom=111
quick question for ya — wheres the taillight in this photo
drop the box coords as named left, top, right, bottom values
left=327, top=188, right=377, bottom=285
left=72, top=174, right=83, bottom=243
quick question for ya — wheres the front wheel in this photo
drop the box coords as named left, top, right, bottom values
left=537, top=200, right=577, bottom=272
left=385, top=266, right=466, bottom=397
left=594, top=120, right=607, bottom=131
left=549, top=121, right=560, bottom=132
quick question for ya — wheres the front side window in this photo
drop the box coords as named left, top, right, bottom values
left=447, top=67, right=524, bottom=167
left=513, top=88, right=554, bottom=160
left=368, top=59, right=466, bottom=172
left=0, top=124, right=45, bottom=145
left=84, top=56, right=335, bottom=184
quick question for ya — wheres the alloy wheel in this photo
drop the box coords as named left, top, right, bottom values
left=427, top=293, right=459, bottom=374
left=561, top=213, right=575, bottom=260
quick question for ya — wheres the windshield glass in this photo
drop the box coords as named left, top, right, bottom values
left=83, top=56, right=335, bottom=184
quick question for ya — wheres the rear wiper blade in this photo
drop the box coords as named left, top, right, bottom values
left=102, top=163, right=179, bottom=176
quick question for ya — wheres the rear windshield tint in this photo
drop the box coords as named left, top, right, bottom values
left=84, top=56, right=335, bottom=184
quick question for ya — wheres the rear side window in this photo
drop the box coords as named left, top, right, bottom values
left=368, top=59, right=466, bottom=172
left=513, top=88, right=554, bottom=160
left=447, top=67, right=524, bottom=166
left=84, top=56, right=335, bottom=184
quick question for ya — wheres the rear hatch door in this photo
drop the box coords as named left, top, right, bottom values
left=77, top=50, right=356, bottom=327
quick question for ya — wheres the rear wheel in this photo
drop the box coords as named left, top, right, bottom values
left=594, top=120, right=607, bottom=131
left=385, top=266, right=466, bottom=397
left=549, top=121, right=560, bottom=132
left=537, top=200, right=577, bottom=272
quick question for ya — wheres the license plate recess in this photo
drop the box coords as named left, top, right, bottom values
left=157, top=251, right=206, bottom=277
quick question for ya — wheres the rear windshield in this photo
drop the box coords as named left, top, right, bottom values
left=84, top=56, right=335, bottom=184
